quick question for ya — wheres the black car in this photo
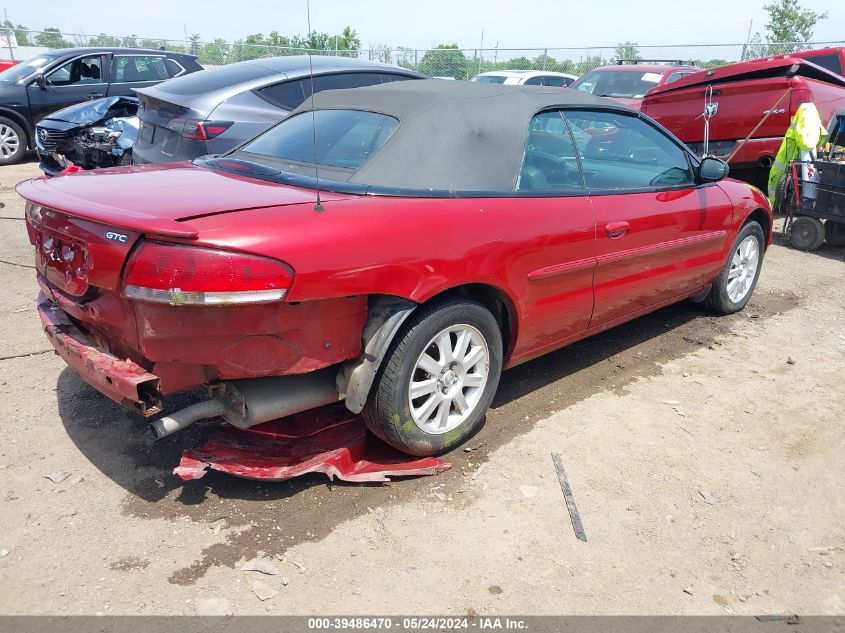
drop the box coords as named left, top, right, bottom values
left=0, top=47, right=202, bottom=164
left=132, top=56, right=425, bottom=165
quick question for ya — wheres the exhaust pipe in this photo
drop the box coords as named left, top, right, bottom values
left=149, top=368, right=341, bottom=439
left=760, top=156, right=774, bottom=168
left=150, top=400, right=226, bottom=439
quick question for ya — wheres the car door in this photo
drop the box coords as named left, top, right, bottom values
left=562, top=109, right=733, bottom=327
left=27, top=54, right=108, bottom=123
left=512, top=110, right=597, bottom=356
left=106, top=54, right=171, bottom=96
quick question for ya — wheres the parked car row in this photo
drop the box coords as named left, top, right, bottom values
left=0, top=47, right=202, bottom=164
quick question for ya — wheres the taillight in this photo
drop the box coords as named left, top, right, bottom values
left=165, top=118, right=233, bottom=140
left=789, top=88, right=812, bottom=118
left=123, top=242, right=293, bottom=306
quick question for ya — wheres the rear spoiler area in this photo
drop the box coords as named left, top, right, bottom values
left=646, top=57, right=845, bottom=97
left=16, top=178, right=197, bottom=239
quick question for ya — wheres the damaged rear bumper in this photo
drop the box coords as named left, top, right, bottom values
left=38, top=293, right=163, bottom=416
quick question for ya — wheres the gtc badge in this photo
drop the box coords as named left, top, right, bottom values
left=37, top=128, right=49, bottom=142
left=105, top=231, right=128, bottom=243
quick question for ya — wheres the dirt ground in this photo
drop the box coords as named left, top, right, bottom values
left=0, top=158, right=842, bottom=616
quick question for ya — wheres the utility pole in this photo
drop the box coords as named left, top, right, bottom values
left=478, top=28, right=484, bottom=76
left=3, top=9, right=15, bottom=60
left=741, top=19, right=753, bottom=61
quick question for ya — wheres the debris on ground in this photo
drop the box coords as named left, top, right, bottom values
left=551, top=453, right=587, bottom=542
left=787, top=357, right=797, bottom=365
left=519, top=485, right=538, bottom=498
left=241, top=557, right=279, bottom=576
left=174, top=404, right=450, bottom=482
left=43, top=471, right=70, bottom=484
left=195, top=598, right=234, bottom=616
left=252, top=580, right=278, bottom=602
left=699, top=489, right=720, bottom=505
left=0, top=549, right=9, bottom=558
left=683, top=587, right=694, bottom=595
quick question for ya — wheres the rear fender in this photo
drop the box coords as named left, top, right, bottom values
left=338, top=295, right=417, bottom=414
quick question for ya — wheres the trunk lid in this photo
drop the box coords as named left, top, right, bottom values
left=17, top=163, right=347, bottom=297
left=134, top=93, right=198, bottom=162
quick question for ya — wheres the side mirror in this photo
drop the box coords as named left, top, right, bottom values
left=698, top=156, right=729, bottom=182
left=35, top=74, right=48, bottom=91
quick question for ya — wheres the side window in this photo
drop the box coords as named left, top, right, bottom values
left=563, top=110, right=694, bottom=190
left=46, top=55, right=104, bottom=86
left=310, top=72, right=384, bottom=93
left=544, top=76, right=570, bottom=87
left=379, top=73, right=414, bottom=83
left=665, top=71, right=691, bottom=84
left=164, top=58, right=186, bottom=78
left=804, top=53, right=842, bottom=76
left=516, top=110, right=584, bottom=193
left=113, top=56, right=169, bottom=83
left=523, top=76, right=545, bottom=86
left=259, top=79, right=307, bottom=110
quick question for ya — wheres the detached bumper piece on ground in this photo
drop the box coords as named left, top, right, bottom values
left=175, top=403, right=451, bottom=483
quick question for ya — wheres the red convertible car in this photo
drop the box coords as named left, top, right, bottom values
left=17, top=81, right=772, bottom=456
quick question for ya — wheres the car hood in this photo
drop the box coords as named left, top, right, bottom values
left=42, top=96, right=139, bottom=126
left=16, top=161, right=349, bottom=238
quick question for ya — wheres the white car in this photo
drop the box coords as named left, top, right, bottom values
left=471, top=70, right=577, bottom=87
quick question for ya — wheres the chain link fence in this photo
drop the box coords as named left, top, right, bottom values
left=3, top=28, right=844, bottom=79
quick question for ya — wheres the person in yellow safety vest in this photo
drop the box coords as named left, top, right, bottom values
left=768, top=102, right=829, bottom=207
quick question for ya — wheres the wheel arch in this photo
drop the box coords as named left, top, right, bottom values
left=745, top=208, right=772, bottom=247
left=0, top=108, right=33, bottom=149
left=339, top=283, right=518, bottom=415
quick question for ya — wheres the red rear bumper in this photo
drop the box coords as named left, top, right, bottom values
left=38, top=293, right=163, bottom=416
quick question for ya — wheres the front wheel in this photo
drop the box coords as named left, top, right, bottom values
left=362, top=298, right=503, bottom=456
left=705, top=220, right=765, bottom=315
left=0, top=117, right=26, bottom=165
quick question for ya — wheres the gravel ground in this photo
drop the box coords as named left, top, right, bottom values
left=0, top=159, right=842, bottom=616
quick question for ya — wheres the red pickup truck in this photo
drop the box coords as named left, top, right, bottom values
left=640, top=48, right=845, bottom=188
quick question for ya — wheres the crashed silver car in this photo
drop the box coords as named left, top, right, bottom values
left=35, top=96, right=139, bottom=176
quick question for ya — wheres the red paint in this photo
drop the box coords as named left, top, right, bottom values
left=640, top=50, right=845, bottom=172
left=17, top=149, right=771, bottom=412
left=175, top=404, right=450, bottom=482
left=38, top=293, right=162, bottom=416
left=0, top=59, right=19, bottom=73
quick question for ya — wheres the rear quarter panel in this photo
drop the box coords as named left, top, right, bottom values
left=182, top=194, right=599, bottom=360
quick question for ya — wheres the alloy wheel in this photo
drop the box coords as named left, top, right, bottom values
left=0, top=124, right=20, bottom=159
left=408, top=324, right=490, bottom=434
left=727, top=235, right=760, bottom=303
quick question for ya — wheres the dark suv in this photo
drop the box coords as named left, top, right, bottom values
left=0, top=47, right=201, bottom=164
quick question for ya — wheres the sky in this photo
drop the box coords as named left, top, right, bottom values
left=4, top=0, right=844, bottom=52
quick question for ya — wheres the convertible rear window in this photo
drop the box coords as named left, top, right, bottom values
left=239, top=109, right=399, bottom=171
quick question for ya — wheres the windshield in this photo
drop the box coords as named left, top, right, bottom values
left=571, top=69, right=663, bottom=99
left=472, top=74, right=508, bottom=84
left=235, top=109, right=399, bottom=178
left=0, top=54, right=61, bottom=82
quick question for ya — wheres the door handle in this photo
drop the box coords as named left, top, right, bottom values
left=606, top=221, right=630, bottom=239
left=85, top=92, right=104, bottom=100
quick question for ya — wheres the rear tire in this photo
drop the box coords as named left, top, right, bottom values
left=705, top=220, right=765, bottom=315
left=825, top=220, right=845, bottom=247
left=788, top=216, right=825, bottom=251
left=362, top=297, right=503, bottom=456
left=0, top=117, right=26, bottom=165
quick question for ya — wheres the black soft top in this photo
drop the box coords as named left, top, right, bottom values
left=281, top=80, right=636, bottom=193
